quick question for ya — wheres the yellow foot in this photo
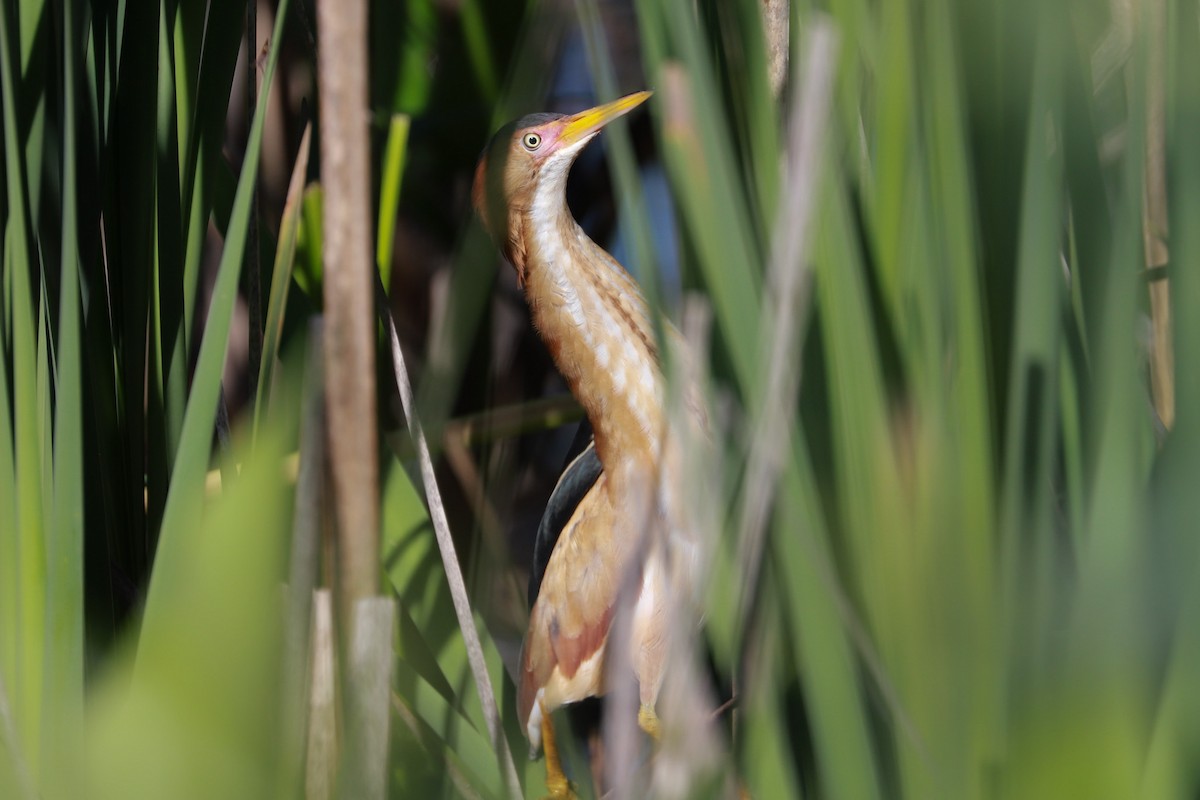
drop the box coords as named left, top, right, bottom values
left=541, top=702, right=578, bottom=799
left=542, top=771, right=577, bottom=800
left=637, top=703, right=661, bottom=741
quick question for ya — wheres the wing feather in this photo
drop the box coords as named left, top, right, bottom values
left=519, top=469, right=628, bottom=724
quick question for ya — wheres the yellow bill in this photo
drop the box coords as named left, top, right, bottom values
left=557, top=91, right=652, bottom=147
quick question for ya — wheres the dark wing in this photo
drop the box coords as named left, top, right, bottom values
left=529, top=440, right=603, bottom=608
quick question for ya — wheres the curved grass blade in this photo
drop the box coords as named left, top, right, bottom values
left=140, top=0, right=294, bottom=653
left=0, top=0, right=47, bottom=777
left=0, top=326, right=24, bottom=800
left=86, top=415, right=297, bottom=800
left=43, top=0, right=85, bottom=790
left=376, top=114, right=409, bottom=291
left=253, top=122, right=312, bottom=441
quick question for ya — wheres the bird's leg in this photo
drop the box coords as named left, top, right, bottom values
left=637, top=703, right=661, bottom=741
left=540, top=701, right=577, bottom=800
left=615, top=462, right=667, bottom=748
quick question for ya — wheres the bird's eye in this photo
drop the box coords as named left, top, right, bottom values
left=522, top=132, right=542, bottom=151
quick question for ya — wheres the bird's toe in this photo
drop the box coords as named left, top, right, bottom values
left=541, top=772, right=578, bottom=800
left=637, top=703, right=662, bottom=741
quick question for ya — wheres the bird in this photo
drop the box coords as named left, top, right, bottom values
left=473, top=91, right=707, bottom=797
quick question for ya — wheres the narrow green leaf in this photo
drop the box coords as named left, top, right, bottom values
left=86, top=419, right=296, bottom=800
left=171, top=0, right=202, bottom=174
left=391, top=667, right=505, bottom=800
left=0, top=0, right=47, bottom=777
left=294, top=184, right=325, bottom=299
left=742, top=608, right=803, bottom=800
left=43, top=0, right=85, bottom=787
left=1075, top=41, right=1151, bottom=618
left=376, top=114, right=410, bottom=290
left=920, top=8, right=998, bottom=748
left=178, top=0, right=244, bottom=355
left=0, top=276, right=17, bottom=703
left=18, top=0, right=47, bottom=227
left=375, top=0, right=436, bottom=112
left=254, top=124, right=312, bottom=441
left=151, top=0, right=187, bottom=519
left=36, top=288, right=53, bottom=554
left=643, top=5, right=765, bottom=399
left=869, top=0, right=914, bottom=316
left=141, top=0, right=294, bottom=657
left=997, top=24, right=1063, bottom=682
left=1021, top=24, right=1152, bottom=800
left=459, top=0, right=498, bottom=103
left=721, top=0, right=780, bottom=234
left=813, top=175, right=892, bottom=573
left=777, top=447, right=881, bottom=800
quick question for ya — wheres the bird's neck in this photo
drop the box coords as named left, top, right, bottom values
left=522, top=180, right=663, bottom=469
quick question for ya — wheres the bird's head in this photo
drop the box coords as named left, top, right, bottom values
left=472, top=91, right=651, bottom=284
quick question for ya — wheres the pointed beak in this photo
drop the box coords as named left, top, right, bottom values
left=556, top=91, right=652, bottom=148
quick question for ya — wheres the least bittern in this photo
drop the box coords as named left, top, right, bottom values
left=474, top=92, right=705, bottom=795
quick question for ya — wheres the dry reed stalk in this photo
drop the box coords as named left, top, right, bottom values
left=376, top=279, right=523, bottom=798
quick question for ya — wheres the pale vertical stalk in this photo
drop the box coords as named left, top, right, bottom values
left=760, top=0, right=789, bottom=99
left=279, top=321, right=326, bottom=799
left=736, top=21, right=838, bottom=632
left=602, top=498, right=655, bottom=800
left=316, top=2, right=385, bottom=794
left=306, top=590, right=338, bottom=800
left=316, top=0, right=378, bottom=606
left=650, top=299, right=725, bottom=799
left=339, top=598, right=395, bottom=800
left=1143, top=0, right=1172, bottom=430
left=376, top=280, right=523, bottom=799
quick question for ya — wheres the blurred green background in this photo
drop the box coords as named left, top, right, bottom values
left=2, top=0, right=1199, bottom=797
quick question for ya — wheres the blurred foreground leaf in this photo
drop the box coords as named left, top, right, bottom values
left=85, top=414, right=296, bottom=799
